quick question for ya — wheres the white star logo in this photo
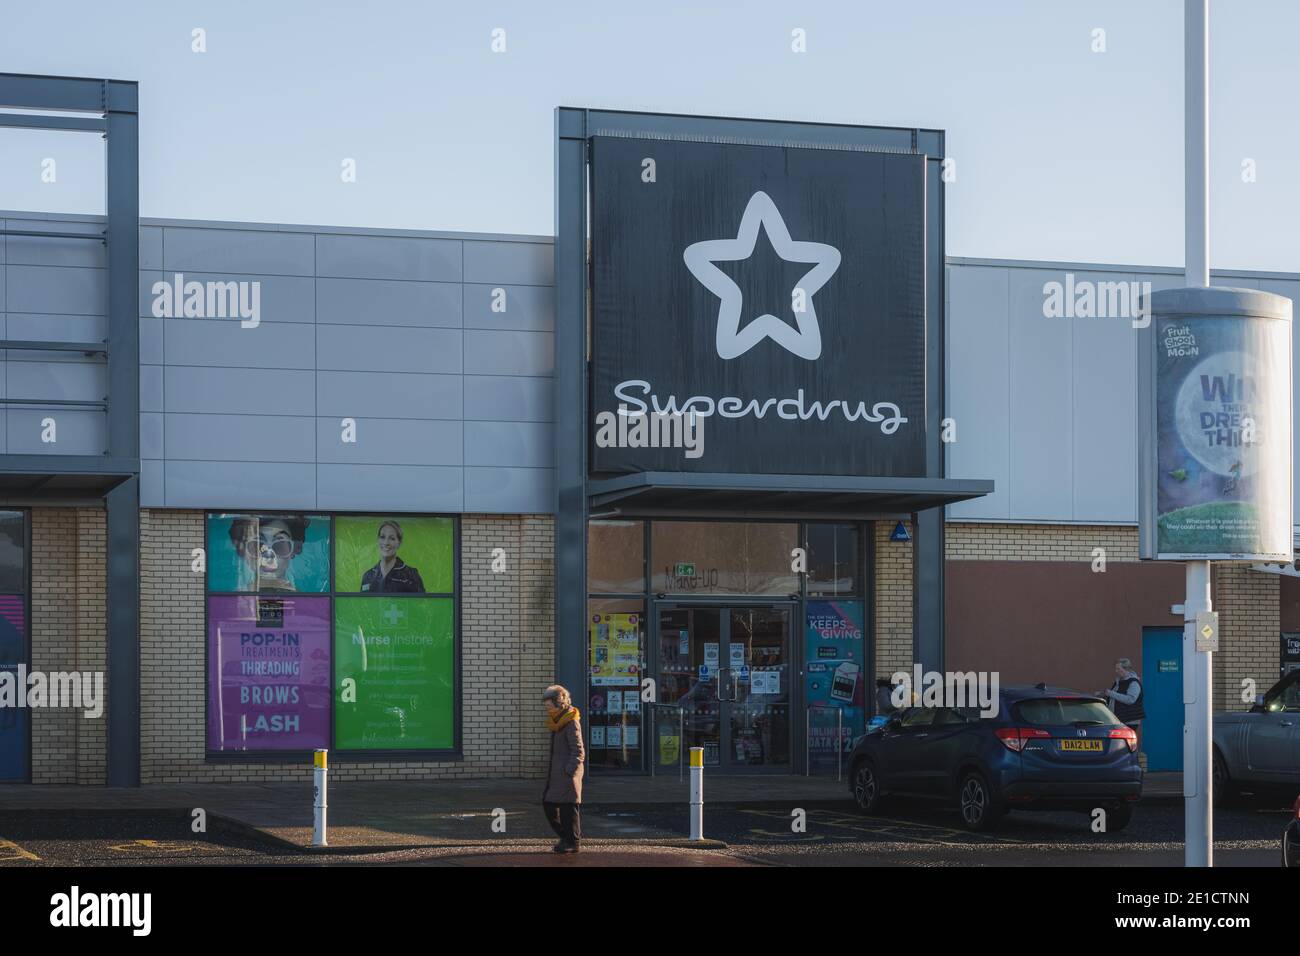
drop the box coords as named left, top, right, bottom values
left=683, top=190, right=841, bottom=361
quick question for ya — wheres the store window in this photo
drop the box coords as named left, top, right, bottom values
left=205, top=513, right=458, bottom=755
left=650, top=521, right=798, bottom=595
left=588, top=520, right=645, bottom=593
left=805, top=523, right=860, bottom=597
left=586, top=598, right=644, bottom=769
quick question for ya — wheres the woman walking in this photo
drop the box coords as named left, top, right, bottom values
left=542, top=684, right=585, bottom=853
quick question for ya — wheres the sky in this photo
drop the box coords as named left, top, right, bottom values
left=0, top=0, right=1295, bottom=271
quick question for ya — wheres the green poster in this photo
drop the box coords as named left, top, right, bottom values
left=334, top=597, right=455, bottom=750
left=334, top=516, right=453, bottom=594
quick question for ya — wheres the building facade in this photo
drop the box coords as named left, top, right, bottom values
left=0, top=86, right=1294, bottom=786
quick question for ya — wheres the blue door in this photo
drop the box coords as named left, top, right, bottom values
left=1141, top=628, right=1183, bottom=772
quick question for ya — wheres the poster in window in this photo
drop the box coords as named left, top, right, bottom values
left=207, top=514, right=330, bottom=593
left=206, top=595, right=331, bottom=751
left=333, top=597, right=455, bottom=750
left=589, top=613, right=641, bottom=686
left=334, top=516, right=454, bottom=595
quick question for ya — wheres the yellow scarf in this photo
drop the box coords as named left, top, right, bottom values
left=547, top=706, right=580, bottom=733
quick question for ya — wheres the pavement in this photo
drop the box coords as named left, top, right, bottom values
left=0, top=770, right=1186, bottom=853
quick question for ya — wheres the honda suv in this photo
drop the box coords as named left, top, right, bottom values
left=848, top=685, right=1143, bottom=831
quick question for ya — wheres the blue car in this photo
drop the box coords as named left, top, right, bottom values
left=848, top=684, right=1143, bottom=831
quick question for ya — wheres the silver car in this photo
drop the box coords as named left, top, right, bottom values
left=1212, top=669, right=1300, bottom=803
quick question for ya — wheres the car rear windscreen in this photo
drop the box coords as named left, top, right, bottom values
left=1014, top=698, right=1116, bottom=726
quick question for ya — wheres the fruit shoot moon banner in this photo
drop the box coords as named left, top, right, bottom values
left=1141, top=294, right=1293, bottom=561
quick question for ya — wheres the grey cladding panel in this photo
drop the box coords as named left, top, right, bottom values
left=464, top=421, right=553, bottom=468
left=166, top=413, right=316, bottom=463
left=316, top=370, right=463, bottom=419
left=317, top=463, right=463, bottom=512
left=163, top=227, right=315, bottom=276
left=464, top=466, right=554, bottom=513
left=315, top=277, right=462, bottom=328
left=315, top=417, right=463, bottom=466
left=166, top=460, right=317, bottom=509
left=164, top=319, right=316, bottom=369
left=164, top=365, right=315, bottom=416
left=462, top=240, right=553, bottom=286
left=7, top=407, right=103, bottom=454
left=463, top=329, right=553, bottom=376
left=463, top=375, right=553, bottom=422
left=8, top=312, right=107, bottom=343
left=7, top=358, right=106, bottom=401
left=316, top=325, right=463, bottom=374
left=463, top=283, right=554, bottom=332
left=315, top=234, right=461, bottom=282
left=143, top=272, right=315, bottom=324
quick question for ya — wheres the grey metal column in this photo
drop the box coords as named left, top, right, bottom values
left=913, top=137, right=947, bottom=675
left=105, top=78, right=141, bottom=787
left=553, top=108, right=588, bottom=697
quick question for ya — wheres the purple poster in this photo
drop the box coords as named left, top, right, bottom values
left=207, top=595, right=330, bottom=751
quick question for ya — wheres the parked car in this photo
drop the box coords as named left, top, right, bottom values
left=1283, top=795, right=1300, bottom=868
left=848, top=684, right=1143, bottom=832
left=1213, top=668, right=1300, bottom=805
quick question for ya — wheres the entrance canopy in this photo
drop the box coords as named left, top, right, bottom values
left=588, top=471, right=994, bottom=519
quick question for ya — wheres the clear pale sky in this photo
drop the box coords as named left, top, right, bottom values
left=0, top=0, right=1294, bottom=271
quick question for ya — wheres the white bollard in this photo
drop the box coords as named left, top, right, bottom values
left=313, top=749, right=328, bottom=847
left=689, top=746, right=704, bottom=841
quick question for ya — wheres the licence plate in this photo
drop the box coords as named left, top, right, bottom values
left=1058, top=739, right=1104, bottom=752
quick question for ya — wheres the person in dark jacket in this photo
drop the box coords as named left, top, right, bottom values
left=359, top=520, right=425, bottom=593
left=542, top=683, right=585, bottom=853
left=1099, top=657, right=1145, bottom=762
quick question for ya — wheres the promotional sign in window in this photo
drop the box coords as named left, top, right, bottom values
left=206, top=595, right=331, bottom=751
left=804, top=600, right=865, bottom=767
left=334, top=516, right=454, bottom=594
left=589, top=613, right=641, bottom=686
left=1145, top=312, right=1293, bottom=560
left=589, top=135, right=926, bottom=477
left=333, top=597, right=455, bottom=750
left=207, top=514, right=330, bottom=593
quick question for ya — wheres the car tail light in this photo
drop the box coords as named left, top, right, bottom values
left=1109, top=727, right=1138, bottom=752
left=1292, top=795, right=1300, bottom=821
left=996, top=727, right=1052, bottom=752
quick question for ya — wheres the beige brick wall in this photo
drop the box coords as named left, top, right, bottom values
left=139, top=509, right=554, bottom=783
left=874, top=520, right=913, bottom=682
left=947, top=522, right=1138, bottom=562
left=30, top=507, right=107, bottom=784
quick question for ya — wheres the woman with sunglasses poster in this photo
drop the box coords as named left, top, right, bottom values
left=228, top=516, right=313, bottom=592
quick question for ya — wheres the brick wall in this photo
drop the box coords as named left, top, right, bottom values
left=947, top=522, right=1280, bottom=714
left=874, top=520, right=913, bottom=682
left=30, top=507, right=107, bottom=784
left=138, top=509, right=554, bottom=783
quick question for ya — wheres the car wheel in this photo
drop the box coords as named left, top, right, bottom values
left=852, top=760, right=883, bottom=815
left=1212, top=748, right=1238, bottom=808
left=1104, top=801, right=1133, bottom=833
left=957, top=770, right=1003, bottom=832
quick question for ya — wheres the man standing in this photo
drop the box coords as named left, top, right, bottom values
left=1100, top=658, right=1145, bottom=764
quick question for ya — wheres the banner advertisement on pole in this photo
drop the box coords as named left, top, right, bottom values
left=1141, top=291, right=1293, bottom=561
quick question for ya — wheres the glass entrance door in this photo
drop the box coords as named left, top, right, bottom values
left=655, top=604, right=791, bottom=771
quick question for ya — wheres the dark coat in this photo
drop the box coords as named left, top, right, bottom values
left=544, top=712, right=585, bottom=804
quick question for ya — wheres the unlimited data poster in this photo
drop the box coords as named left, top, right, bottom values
left=333, top=597, right=455, bottom=750
left=804, top=600, right=865, bottom=763
left=206, top=595, right=331, bottom=752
